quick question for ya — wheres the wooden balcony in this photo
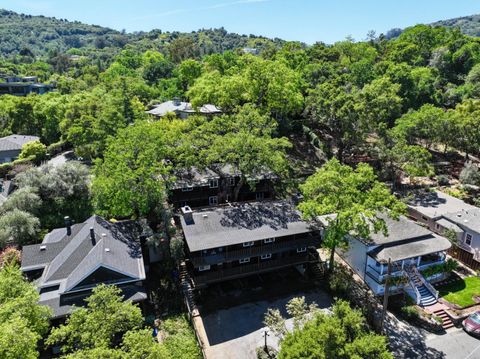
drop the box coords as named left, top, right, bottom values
left=191, top=253, right=318, bottom=288
left=190, top=237, right=321, bottom=267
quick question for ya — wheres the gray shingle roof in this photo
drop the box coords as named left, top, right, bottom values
left=0, top=135, right=39, bottom=151
left=443, top=208, right=480, bottom=233
left=369, top=233, right=451, bottom=262
left=319, top=213, right=432, bottom=246
left=180, top=200, right=317, bottom=252
left=146, top=100, right=221, bottom=117
left=408, top=190, right=477, bottom=219
left=21, top=215, right=145, bottom=293
left=367, top=214, right=433, bottom=245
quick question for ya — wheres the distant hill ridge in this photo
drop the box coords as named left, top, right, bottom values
left=0, top=9, right=280, bottom=58
left=432, top=14, right=480, bottom=37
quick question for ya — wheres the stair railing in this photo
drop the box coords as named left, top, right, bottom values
left=412, top=266, right=439, bottom=300
left=404, top=272, right=421, bottom=305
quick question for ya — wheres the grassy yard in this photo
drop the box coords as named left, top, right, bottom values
left=438, top=276, right=480, bottom=308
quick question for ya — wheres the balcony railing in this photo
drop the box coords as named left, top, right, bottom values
left=192, top=254, right=316, bottom=286
left=191, top=237, right=321, bottom=266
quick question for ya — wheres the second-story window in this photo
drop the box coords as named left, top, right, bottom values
left=181, top=185, right=193, bottom=192
left=466, top=233, right=473, bottom=246
left=198, top=265, right=211, bottom=271
left=209, top=179, right=219, bottom=188
left=239, top=257, right=251, bottom=264
left=228, top=177, right=235, bottom=186
left=264, top=238, right=275, bottom=244
left=243, top=241, right=254, bottom=247
left=261, top=253, right=272, bottom=260
left=297, top=247, right=307, bottom=253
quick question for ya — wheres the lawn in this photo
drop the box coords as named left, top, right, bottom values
left=438, top=276, right=480, bottom=308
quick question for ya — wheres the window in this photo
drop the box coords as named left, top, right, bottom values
left=243, top=241, right=254, bottom=247
left=466, top=233, right=473, bottom=246
left=239, top=258, right=251, bottom=264
left=209, top=179, right=219, bottom=188
left=297, top=247, right=307, bottom=253
left=256, top=192, right=264, bottom=200
left=181, top=185, right=193, bottom=192
left=422, top=216, right=428, bottom=221
left=226, top=194, right=231, bottom=202
left=264, top=238, right=275, bottom=244
left=209, top=196, right=218, bottom=206
left=228, top=177, right=235, bottom=186
left=435, top=223, right=440, bottom=230
left=198, top=265, right=211, bottom=271
left=261, top=254, right=272, bottom=260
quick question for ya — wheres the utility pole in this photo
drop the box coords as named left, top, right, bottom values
left=380, top=258, right=392, bottom=335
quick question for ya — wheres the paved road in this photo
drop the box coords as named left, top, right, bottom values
left=386, top=312, right=480, bottom=359
left=425, top=328, right=480, bottom=359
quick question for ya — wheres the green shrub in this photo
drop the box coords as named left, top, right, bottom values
left=436, top=175, right=450, bottom=186
left=401, top=305, right=419, bottom=320
left=421, top=259, right=458, bottom=278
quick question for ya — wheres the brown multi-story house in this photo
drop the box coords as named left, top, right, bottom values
left=179, top=200, right=321, bottom=289
left=169, top=164, right=276, bottom=208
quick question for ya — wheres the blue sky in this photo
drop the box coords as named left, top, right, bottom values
left=1, top=0, right=480, bottom=44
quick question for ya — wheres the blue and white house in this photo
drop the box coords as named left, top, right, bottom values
left=324, top=214, right=452, bottom=306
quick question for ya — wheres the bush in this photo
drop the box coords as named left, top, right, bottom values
left=460, top=161, right=480, bottom=185
left=46, top=140, right=67, bottom=156
left=436, top=175, right=450, bottom=186
left=400, top=305, right=419, bottom=320
left=421, top=259, right=458, bottom=278
left=0, top=247, right=21, bottom=267
left=19, top=141, right=47, bottom=163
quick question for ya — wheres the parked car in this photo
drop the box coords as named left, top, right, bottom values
left=462, top=311, right=480, bottom=335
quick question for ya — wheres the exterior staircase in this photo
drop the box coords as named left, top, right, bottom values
left=433, top=309, right=455, bottom=330
left=406, top=266, right=438, bottom=307
left=179, top=261, right=199, bottom=316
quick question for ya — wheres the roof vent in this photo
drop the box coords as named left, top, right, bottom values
left=457, top=213, right=462, bottom=218
left=202, top=214, right=208, bottom=219
left=105, top=248, right=110, bottom=253
left=101, top=233, right=107, bottom=238
left=40, top=245, right=46, bottom=251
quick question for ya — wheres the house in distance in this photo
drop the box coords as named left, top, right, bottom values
left=146, top=98, right=222, bottom=119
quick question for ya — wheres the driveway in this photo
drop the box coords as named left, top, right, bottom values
left=198, top=288, right=332, bottom=359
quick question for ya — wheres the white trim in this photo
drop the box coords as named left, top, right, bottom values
left=264, top=238, right=275, bottom=244
left=296, top=247, right=307, bottom=253
left=243, top=241, right=254, bottom=247
left=261, top=253, right=272, bottom=260
left=466, top=233, right=473, bottom=246
left=181, top=185, right=193, bottom=192
left=209, top=179, right=219, bottom=188
left=64, top=263, right=139, bottom=293
left=239, top=258, right=251, bottom=264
